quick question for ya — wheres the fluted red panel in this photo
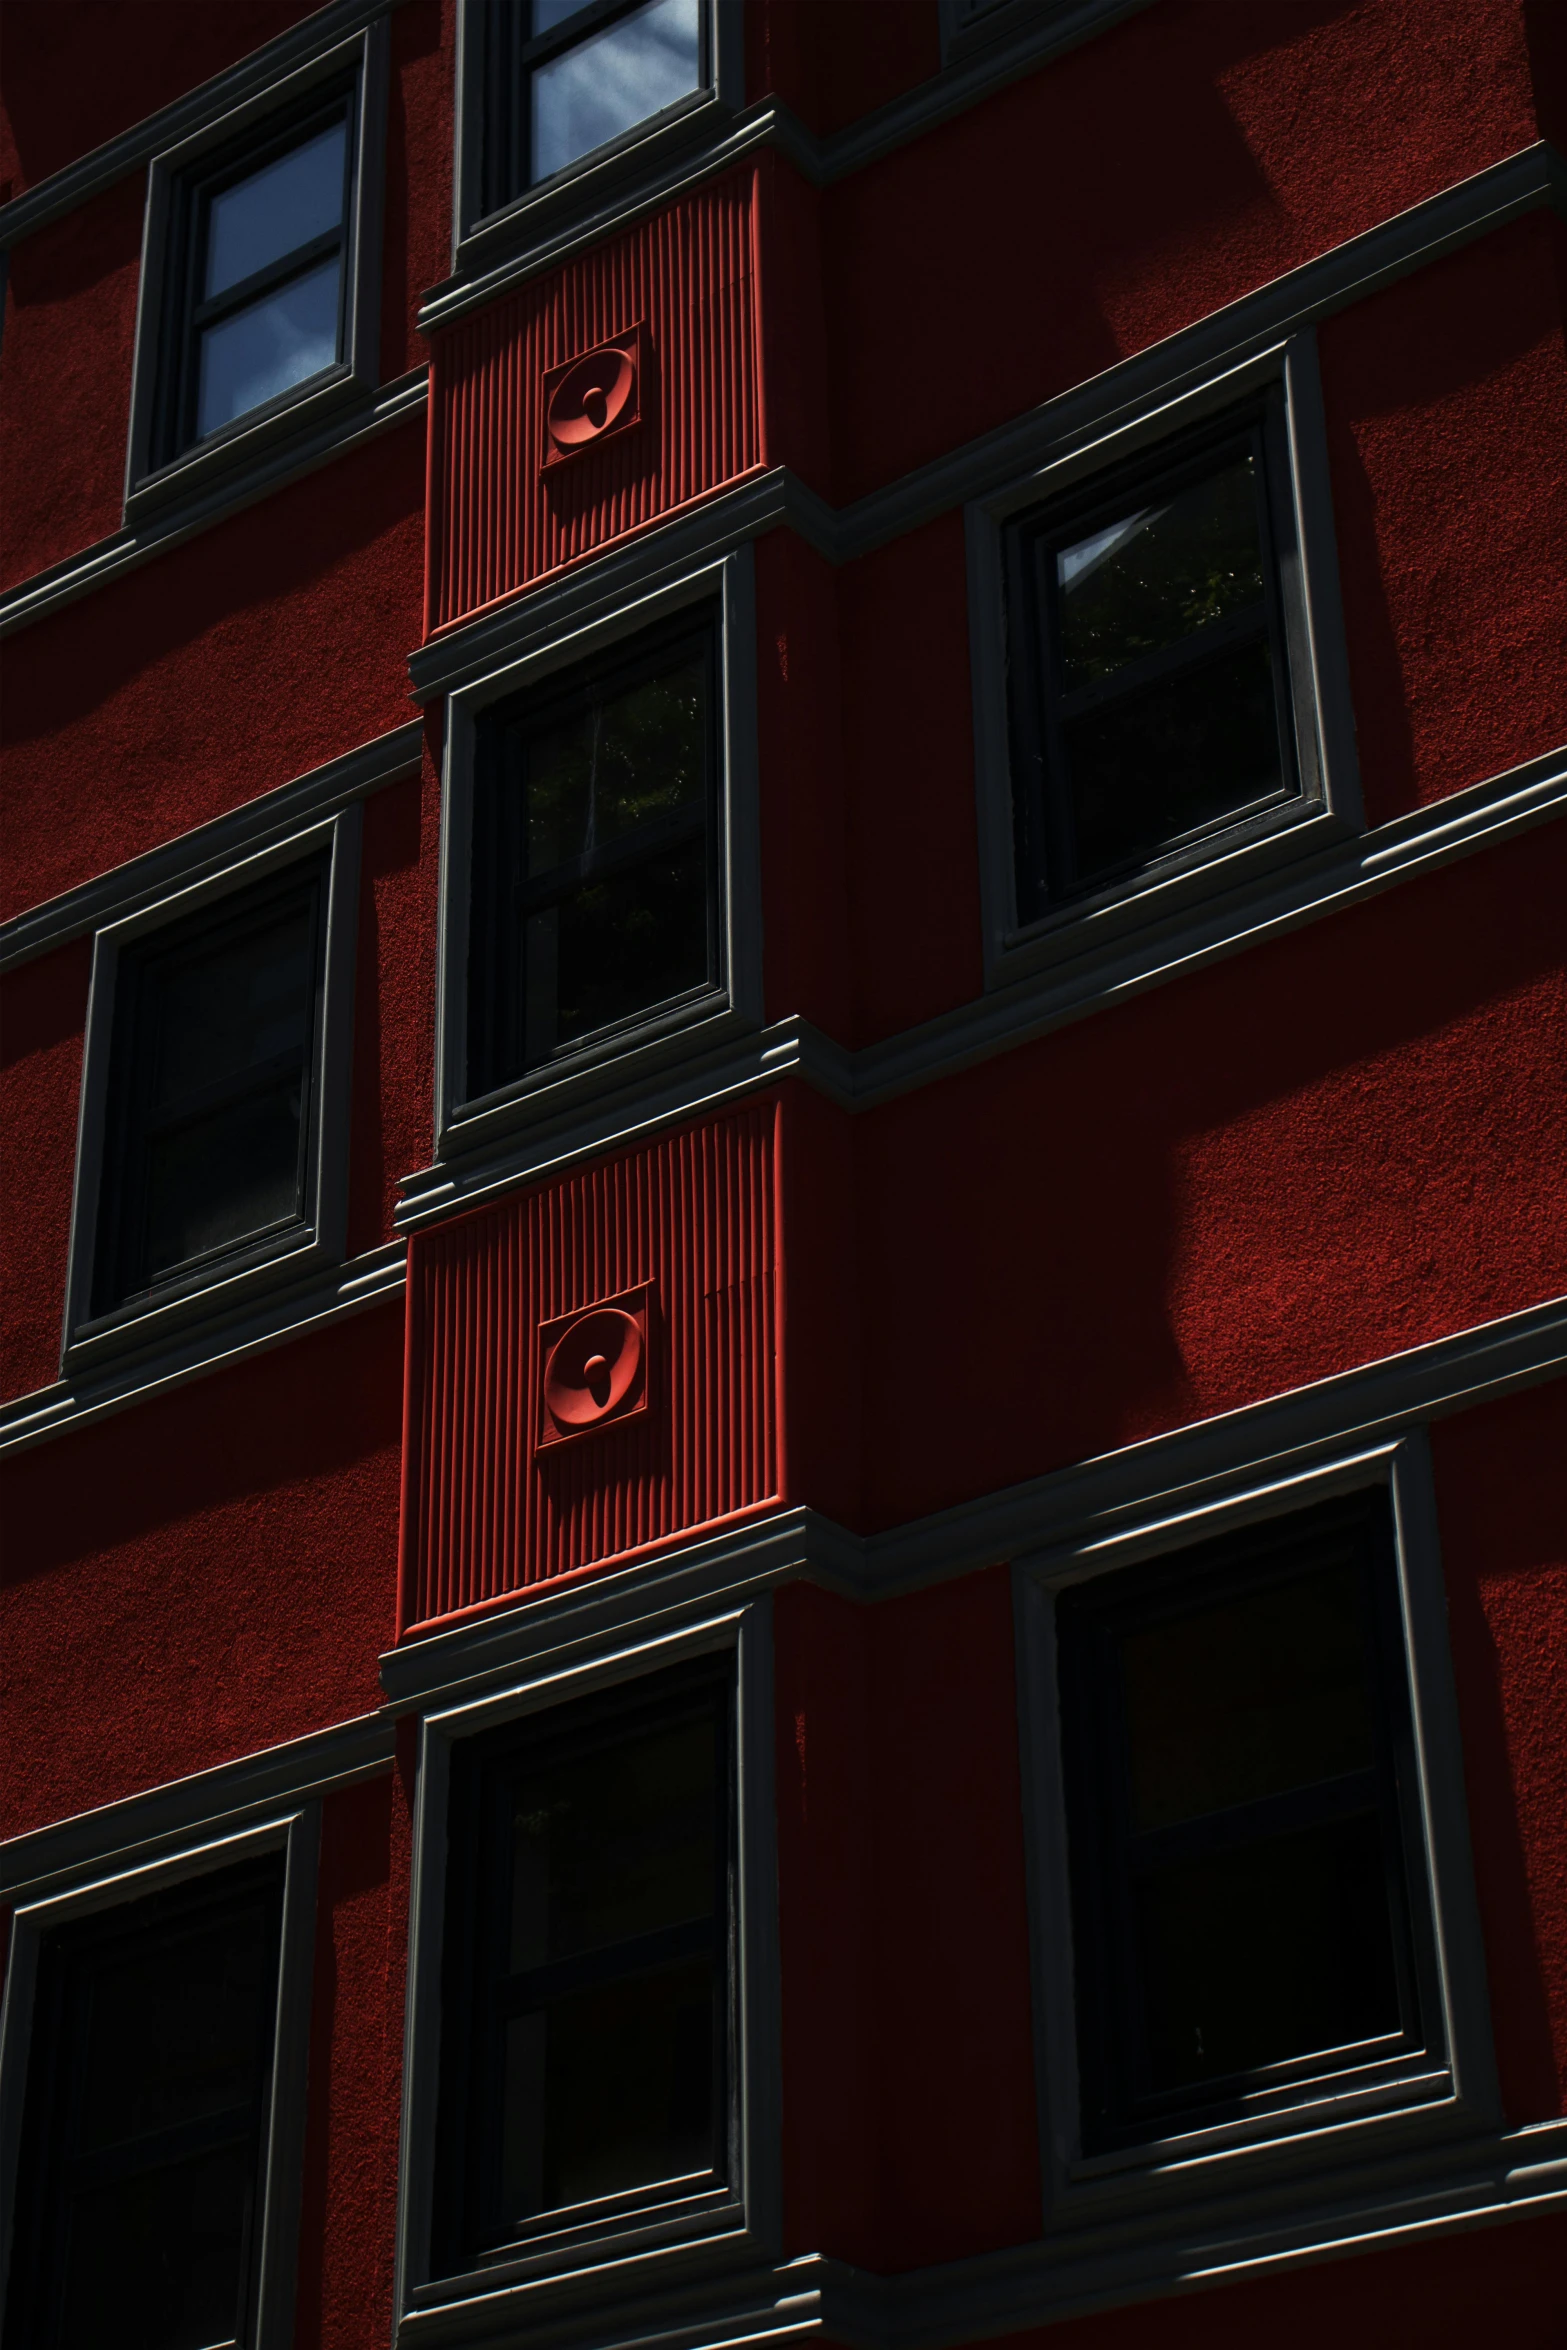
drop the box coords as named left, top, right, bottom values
left=400, top=1103, right=780, bottom=1630
left=427, top=166, right=764, bottom=634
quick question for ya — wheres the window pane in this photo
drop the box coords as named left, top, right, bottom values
left=1136, top=1812, right=1401, bottom=2091
left=528, top=837, right=710, bottom=1054
left=525, top=655, right=707, bottom=881
left=205, top=119, right=346, bottom=298
left=1055, top=451, right=1266, bottom=693
left=1063, top=633, right=1283, bottom=886
left=1120, top=1567, right=1376, bottom=1833
left=508, top=1714, right=718, bottom=1970
left=58, top=2147, right=253, bottom=2350
left=531, top=0, right=701, bottom=183
left=142, top=1078, right=306, bottom=1279
left=196, top=254, right=341, bottom=437
left=532, top=0, right=587, bottom=29
left=503, top=1960, right=715, bottom=2217
left=75, top=1917, right=273, bottom=2154
left=150, top=907, right=314, bottom=1105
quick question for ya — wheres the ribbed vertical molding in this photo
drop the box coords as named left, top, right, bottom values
left=401, top=1102, right=780, bottom=1630
left=426, top=165, right=764, bottom=633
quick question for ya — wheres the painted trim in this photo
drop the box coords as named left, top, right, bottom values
left=1013, top=1438, right=1497, bottom=2233
left=0, top=1805, right=323, bottom=2350
left=391, top=1597, right=781, bottom=2339
left=939, top=0, right=1148, bottom=70
left=0, top=0, right=411, bottom=246
left=432, top=544, right=765, bottom=1166
left=0, top=717, right=425, bottom=974
left=0, top=1711, right=395, bottom=1904
left=58, top=808, right=364, bottom=1373
left=121, top=18, right=390, bottom=521
left=0, top=1236, right=407, bottom=1459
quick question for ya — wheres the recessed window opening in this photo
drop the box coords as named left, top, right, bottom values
left=91, top=858, right=330, bottom=1318
left=3, top=1858, right=285, bottom=2350
left=465, top=611, right=720, bottom=1099
left=1057, top=1490, right=1440, bottom=2154
left=162, top=93, right=355, bottom=460
left=435, top=1657, right=735, bottom=2271
left=482, top=0, right=707, bottom=211
left=1008, top=410, right=1300, bottom=918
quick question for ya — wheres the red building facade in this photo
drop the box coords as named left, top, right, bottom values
left=2, top=3, right=1565, bottom=2344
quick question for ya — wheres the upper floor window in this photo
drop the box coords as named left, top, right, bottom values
left=480, top=0, right=709, bottom=211
left=464, top=609, right=720, bottom=1099
left=1005, top=405, right=1301, bottom=920
left=4, top=1856, right=286, bottom=2349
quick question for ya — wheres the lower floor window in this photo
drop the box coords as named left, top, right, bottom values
left=5, top=1856, right=285, bottom=2350
left=434, top=1654, right=734, bottom=2268
left=1056, top=1489, right=1439, bottom=2152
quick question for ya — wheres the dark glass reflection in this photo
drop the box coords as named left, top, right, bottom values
left=1055, top=453, right=1265, bottom=692
left=205, top=121, right=347, bottom=296
left=531, top=0, right=701, bottom=184
left=59, top=2150, right=253, bottom=2350
left=197, top=255, right=341, bottom=438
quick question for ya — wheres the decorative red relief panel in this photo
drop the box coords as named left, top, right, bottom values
left=398, top=1102, right=780, bottom=1631
left=426, top=165, right=765, bottom=634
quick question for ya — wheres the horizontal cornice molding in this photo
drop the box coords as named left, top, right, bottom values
left=0, top=0, right=411, bottom=245
left=0, top=1707, right=395, bottom=1903
left=0, top=719, right=425, bottom=973
left=0, top=1238, right=407, bottom=1459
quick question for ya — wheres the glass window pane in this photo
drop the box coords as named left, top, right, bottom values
left=1136, top=1813, right=1401, bottom=2091
left=508, top=1714, right=718, bottom=1970
left=142, top=1078, right=307, bottom=1278
left=527, top=835, right=710, bottom=1055
left=204, top=119, right=347, bottom=298
left=525, top=655, right=707, bottom=881
left=150, top=907, right=314, bottom=1106
left=1120, top=1566, right=1376, bottom=1834
left=532, top=0, right=587, bottom=29
left=503, top=1960, right=715, bottom=2217
left=196, top=255, right=341, bottom=438
left=75, top=1914, right=273, bottom=2154
left=1055, top=451, right=1266, bottom=693
left=531, top=0, right=701, bottom=183
left=59, top=2147, right=253, bottom=2350
left=1062, top=634, right=1283, bottom=886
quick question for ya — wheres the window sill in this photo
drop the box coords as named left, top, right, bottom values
left=123, top=360, right=375, bottom=529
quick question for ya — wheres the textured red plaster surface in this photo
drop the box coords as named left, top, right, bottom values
left=754, top=530, right=851, bottom=1038
left=0, top=423, right=427, bottom=920
left=0, top=175, right=144, bottom=588
left=381, top=0, right=454, bottom=383
left=0, top=940, right=88, bottom=1401
left=976, top=2208, right=1567, bottom=2349
left=1435, top=1380, right=1567, bottom=2124
left=822, top=0, right=1539, bottom=501
left=0, top=1309, right=403, bottom=1839
left=0, top=1, right=318, bottom=193
left=1319, top=215, right=1567, bottom=827
left=346, top=756, right=439, bottom=1256
left=293, top=1776, right=403, bottom=2350
left=853, top=826, right=1567, bottom=1530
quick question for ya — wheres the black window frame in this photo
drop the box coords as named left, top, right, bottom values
left=477, top=0, right=715, bottom=218
left=1004, top=391, right=1309, bottom=922
left=432, top=1653, right=739, bottom=2276
left=1055, top=1487, right=1445, bottom=2157
left=3, top=1853, right=287, bottom=2350
left=463, top=604, right=724, bottom=1104
left=149, top=85, right=359, bottom=474
left=62, top=812, right=361, bottom=1371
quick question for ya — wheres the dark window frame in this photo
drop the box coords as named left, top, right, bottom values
left=62, top=812, right=361, bottom=1371
left=432, top=1653, right=739, bottom=2275
left=1056, top=1488, right=1444, bottom=2156
left=464, top=605, right=723, bottom=1103
left=1004, top=391, right=1308, bottom=921
left=124, top=21, right=387, bottom=521
left=479, top=0, right=715, bottom=217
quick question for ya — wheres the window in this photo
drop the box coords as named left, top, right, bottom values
left=1006, top=401, right=1305, bottom=919
left=433, top=1656, right=735, bottom=2272
left=4, top=1856, right=286, bottom=2349
left=464, top=608, right=721, bottom=1100
left=65, top=815, right=359, bottom=1362
left=478, top=0, right=709, bottom=214
left=126, top=23, right=386, bottom=511
left=1055, top=1488, right=1441, bottom=2155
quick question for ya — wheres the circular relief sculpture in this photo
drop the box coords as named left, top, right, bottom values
left=546, top=345, right=637, bottom=454
left=543, top=1306, right=645, bottom=1431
